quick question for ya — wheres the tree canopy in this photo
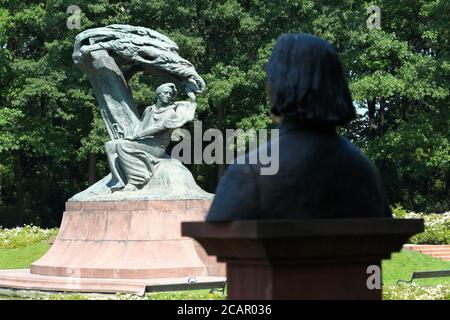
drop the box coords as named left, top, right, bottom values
left=0, top=0, right=448, bottom=226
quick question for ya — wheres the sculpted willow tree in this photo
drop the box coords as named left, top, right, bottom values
left=71, top=24, right=210, bottom=199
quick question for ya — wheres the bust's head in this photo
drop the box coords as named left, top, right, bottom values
left=266, top=33, right=355, bottom=127
left=156, top=83, right=177, bottom=107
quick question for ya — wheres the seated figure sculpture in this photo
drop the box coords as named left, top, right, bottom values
left=106, top=83, right=197, bottom=192
left=70, top=25, right=212, bottom=200
left=207, top=33, right=393, bottom=220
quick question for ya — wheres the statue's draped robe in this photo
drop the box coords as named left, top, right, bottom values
left=112, top=101, right=196, bottom=187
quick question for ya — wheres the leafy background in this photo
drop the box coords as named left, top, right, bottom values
left=0, top=0, right=448, bottom=227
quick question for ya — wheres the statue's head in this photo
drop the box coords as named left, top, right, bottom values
left=156, top=83, right=177, bottom=106
left=266, top=33, right=355, bottom=126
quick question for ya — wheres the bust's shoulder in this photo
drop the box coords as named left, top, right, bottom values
left=334, top=136, right=379, bottom=173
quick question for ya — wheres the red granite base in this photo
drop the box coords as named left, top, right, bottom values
left=29, top=199, right=225, bottom=279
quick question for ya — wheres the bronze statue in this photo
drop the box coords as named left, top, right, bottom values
left=70, top=25, right=210, bottom=200
left=105, top=83, right=197, bottom=191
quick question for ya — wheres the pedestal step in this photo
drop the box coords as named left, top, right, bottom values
left=0, top=269, right=226, bottom=295
left=404, top=244, right=450, bottom=261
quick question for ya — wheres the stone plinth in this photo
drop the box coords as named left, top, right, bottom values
left=182, top=218, right=424, bottom=300
left=0, top=199, right=225, bottom=294
left=31, top=199, right=224, bottom=279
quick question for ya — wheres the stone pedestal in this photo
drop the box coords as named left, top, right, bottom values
left=0, top=199, right=225, bottom=294
left=182, top=218, right=424, bottom=300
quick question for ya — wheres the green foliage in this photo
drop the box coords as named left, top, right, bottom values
left=384, top=284, right=450, bottom=300
left=410, top=213, right=450, bottom=245
left=366, top=107, right=450, bottom=212
left=393, top=207, right=450, bottom=245
left=0, top=225, right=58, bottom=249
left=391, top=205, right=409, bottom=218
left=0, top=0, right=448, bottom=227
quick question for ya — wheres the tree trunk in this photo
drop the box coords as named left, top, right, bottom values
left=367, top=97, right=377, bottom=136
left=401, top=98, right=407, bottom=120
left=379, top=96, right=386, bottom=134
left=88, top=153, right=97, bottom=186
left=0, top=173, right=2, bottom=205
left=12, top=150, right=24, bottom=226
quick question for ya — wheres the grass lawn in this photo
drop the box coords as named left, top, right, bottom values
left=0, top=242, right=223, bottom=300
left=0, top=242, right=50, bottom=270
left=1, top=244, right=449, bottom=299
left=383, top=250, right=450, bottom=286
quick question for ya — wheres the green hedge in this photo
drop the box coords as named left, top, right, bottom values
left=393, top=206, right=450, bottom=245
left=0, top=225, right=58, bottom=249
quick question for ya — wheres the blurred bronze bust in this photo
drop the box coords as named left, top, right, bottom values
left=207, top=33, right=392, bottom=221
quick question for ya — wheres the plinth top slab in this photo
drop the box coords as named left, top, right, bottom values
left=182, top=218, right=424, bottom=239
left=182, top=218, right=424, bottom=262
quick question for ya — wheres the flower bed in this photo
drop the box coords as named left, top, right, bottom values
left=0, top=225, right=58, bottom=249
left=393, top=207, right=450, bottom=245
left=384, top=283, right=450, bottom=300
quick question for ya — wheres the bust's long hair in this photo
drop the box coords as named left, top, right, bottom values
left=266, top=33, right=355, bottom=126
